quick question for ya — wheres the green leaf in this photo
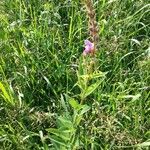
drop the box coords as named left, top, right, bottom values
left=60, top=94, right=68, bottom=112
left=80, top=105, right=90, bottom=116
left=137, top=141, right=150, bottom=147
left=75, top=115, right=83, bottom=126
left=57, top=116, right=73, bottom=129
left=0, top=82, right=14, bottom=105
left=75, top=105, right=90, bottom=125
left=82, top=81, right=101, bottom=99
left=49, top=135, right=68, bottom=148
left=46, top=128, right=70, bottom=141
left=119, top=94, right=141, bottom=102
left=69, top=98, right=82, bottom=111
left=131, top=38, right=141, bottom=46
left=76, top=77, right=87, bottom=91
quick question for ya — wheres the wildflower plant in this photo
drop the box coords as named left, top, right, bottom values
left=47, top=1, right=105, bottom=149
left=77, top=0, right=105, bottom=104
left=84, top=0, right=99, bottom=52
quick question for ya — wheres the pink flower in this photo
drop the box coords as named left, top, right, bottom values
left=83, top=40, right=94, bottom=56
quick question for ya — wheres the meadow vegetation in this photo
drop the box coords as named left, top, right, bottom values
left=0, top=0, right=150, bottom=149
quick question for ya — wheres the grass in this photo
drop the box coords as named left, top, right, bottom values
left=0, top=0, right=150, bottom=149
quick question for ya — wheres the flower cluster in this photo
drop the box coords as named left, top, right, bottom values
left=83, top=40, right=94, bottom=56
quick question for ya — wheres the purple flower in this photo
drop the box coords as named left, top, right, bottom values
left=83, top=40, right=94, bottom=56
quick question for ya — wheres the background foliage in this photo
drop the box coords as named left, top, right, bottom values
left=0, top=0, right=150, bottom=149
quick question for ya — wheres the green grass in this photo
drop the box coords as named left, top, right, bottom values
left=0, top=0, right=150, bottom=149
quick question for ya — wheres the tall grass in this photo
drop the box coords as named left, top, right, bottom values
left=0, top=0, right=150, bottom=149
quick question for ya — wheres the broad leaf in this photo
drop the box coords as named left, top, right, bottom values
left=82, top=81, right=101, bottom=99
left=69, top=98, right=82, bottom=111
